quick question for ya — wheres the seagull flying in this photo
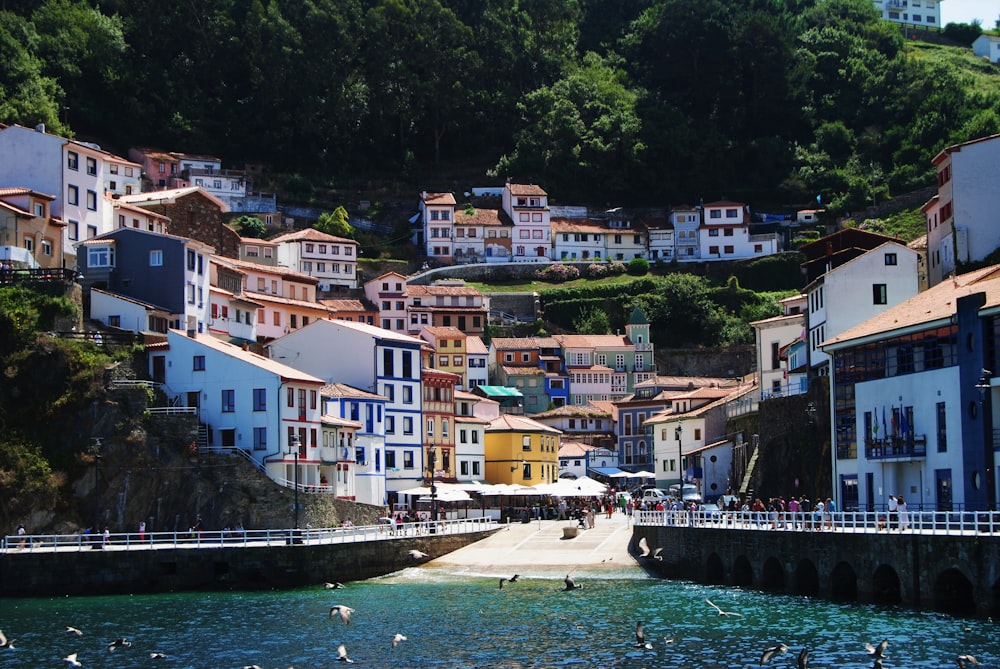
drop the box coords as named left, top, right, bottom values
left=329, top=605, right=354, bottom=625
left=408, top=549, right=429, bottom=561
left=107, top=638, right=132, bottom=652
left=563, top=574, right=583, bottom=591
left=499, top=574, right=520, bottom=589
left=957, top=655, right=980, bottom=668
left=150, top=652, right=168, bottom=659
left=392, top=633, right=408, bottom=648
left=635, top=621, right=652, bottom=649
left=865, top=639, right=889, bottom=659
left=324, top=582, right=344, bottom=590
left=760, top=643, right=789, bottom=665
left=0, top=630, right=15, bottom=649
left=65, top=626, right=83, bottom=637
left=64, top=653, right=82, bottom=667
left=706, top=598, right=742, bottom=616
left=797, top=647, right=810, bottom=669
left=337, top=643, right=354, bottom=663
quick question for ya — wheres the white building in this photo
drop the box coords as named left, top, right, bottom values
left=152, top=329, right=326, bottom=494
left=752, top=312, right=807, bottom=398
left=454, top=390, right=494, bottom=483
left=672, top=205, right=701, bottom=260
left=972, top=35, right=1000, bottom=64
left=806, top=242, right=920, bottom=374
left=822, top=263, right=1000, bottom=513
left=419, top=191, right=456, bottom=261
left=872, top=0, right=942, bottom=27
left=466, top=335, right=489, bottom=389
left=364, top=272, right=408, bottom=333
left=926, top=133, right=1000, bottom=286
left=551, top=218, right=605, bottom=261
left=502, top=182, right=552, bottom=261
left=0, top=123, right=140, bottom=268
left=270, top=227, right=359, bottom=290
left=265, top=319, right=425, bottom=499
left=699, top=200, right=779, bottom=261
left=320, top=383, right=388, bottom=507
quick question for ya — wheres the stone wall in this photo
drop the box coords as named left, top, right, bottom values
left=145, top=192, right=242, bottom=259
left=657, top=346, right=755, bottom=378
left=0, top=528, right=499, bottom=597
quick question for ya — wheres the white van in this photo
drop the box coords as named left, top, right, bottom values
left=668, top=483, right=703, bottom=502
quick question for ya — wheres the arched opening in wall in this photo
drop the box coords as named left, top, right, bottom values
left=733, top=555, right=753, bottom=587
left=872, top=564, right=901, bottom=605
left=761, top=556, right=785, bottom=591
left=705, top=553, right=725, bottom=584
left=830, top=561, right=858, bottom=602
left=794, top=559, right=819, bottom=597
left=933, top=568, right=975, bottom=615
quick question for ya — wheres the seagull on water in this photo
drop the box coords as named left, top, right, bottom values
left=392, top=633, right=408, bottom=648
left=760, top=642, right=788, bottom=664
left=865, top=639, right=889, bottom=659
left=797, top=647, right=810, bottom=669
left=149, top=652, right=168, bottom=659
left=634, top=621, right=652, bottom=649
left=107, top=638, right=132, bottom=652
left=240, top=665, right=262, bottom=669
left=63, top=653, right=82, bottom=667
left=337, top=643, right=354, bottom=663
left=65, top=626, right=83, bottom=637
left=499, top=574, right=520, bottom=589
left=563, top=574, right=583, bottom=591
left=0, top=630, right=15, bottom=649
left=957, top=654, right=980, bottom=667
left=706, top=598, right=742, bottom=616
left=408, top=549, right=429, bottom=561
left=329, top=605, right=355, bottom=625
left=324, top=582, right=344, bottom=590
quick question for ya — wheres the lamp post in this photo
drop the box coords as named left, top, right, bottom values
left=975, top=370, right=994, bottom=510
left=288, top=434, right=300, bottom=529
left=89, top=438, right=103, bottom=533
left=428, top=448, right=437, bottom=525
left=674, top=425, right=683, bottom=494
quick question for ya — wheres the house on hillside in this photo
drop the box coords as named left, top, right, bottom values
left=265, top=318, right=426, bottom=502
left=152, top=329, right=326, bottom=492
left=320, top=383, right=387, bottom=507
left=78, top=227, right=214, bottom=335
left=0, top=188, right=64, bottom=269
left=454, top=390, right=494, bottom=483
left=671, top=205, right=701, bottom=260
left=269, top=227, right=359, bottom=291
left=418, top=191, right=456, bottom=261
left=972, top=35, right=1000, bottom=63
left=452, top=206, right=511, bottom=263
left=925, top=133, right=1000, bottom=286
left=405, top=280, right=488, bottom=336
left=700, top=200, right=778, bottom=260
left=364, top=272, right=408, bottom=333
left=503, top=182, right=552, bottom=261
left=484, top=413, right=561, bottom=485
left=119, top=187, right=239, bottom=260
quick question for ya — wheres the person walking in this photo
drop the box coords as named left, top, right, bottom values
left=897, top=495, right=909, bottom=531
left=16, top=524, right=26, bottom=549
left=888, top=494, right=898, bottom=531
left=138, top=520, right=146, bottom=542
left=102, top=526, right=110, bottom=546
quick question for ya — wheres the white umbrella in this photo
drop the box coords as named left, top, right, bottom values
left=631, top=470, right=657, bottom=478
left=608, top=470, right=635, bottom=478
left=536, top=475, right=607, bottom=497
left=418, top=488, right=472, bottom=503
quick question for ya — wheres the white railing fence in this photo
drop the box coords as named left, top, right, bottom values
left=634, top=509, right=1000, bottom=534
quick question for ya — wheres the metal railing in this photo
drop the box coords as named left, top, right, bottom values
left=634, top=509, right=1000, bottom=534
left=1, top=517, right=496, bottom=553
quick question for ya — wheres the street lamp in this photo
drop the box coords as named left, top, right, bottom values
left=288, top=433, right=301, bottom=529
left=428, top=448, right=437, bottom=525
left=976, top=369, right=994, bottom=510
left=674, top=425, right=683, bottom=493
left=89, top=437, right=103, bottom=532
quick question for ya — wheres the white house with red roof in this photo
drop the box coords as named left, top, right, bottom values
left=419, top=191, right=457, bottom=261
left=502, top=181, right=552, bottom=261
left=152, top=329, right=326, bottom=495
left=364, top=271, right=409, bottom=333
left=269, top=227, right=359, bottom=290
left=551, top=217, right=607, bottom=261
left=700, top=200, right=778, bottom=260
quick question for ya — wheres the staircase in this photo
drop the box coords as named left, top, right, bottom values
left=196, top=423, right=210, bottom=450
left=737, top=435, right=761, bottom=499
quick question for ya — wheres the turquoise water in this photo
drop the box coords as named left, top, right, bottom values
left=0, top=568, right=995, bottom=668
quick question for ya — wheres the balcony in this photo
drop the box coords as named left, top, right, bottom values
left=864, top=436, right=927, bottom=460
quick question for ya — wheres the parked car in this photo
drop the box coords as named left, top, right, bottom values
left=668, top=483, right=703, bottom=502
left=633, top=487, right=669, bottom=503
left=698, top=502, right=724, bottom=522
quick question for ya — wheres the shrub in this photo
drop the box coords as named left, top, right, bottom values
left=535, top=264, right=580, bottom=283
left=627, top=257, right=650, bottom=276
left=585, top=263, right=608, bottom=279
left=607, top=261, right=627, bottom=276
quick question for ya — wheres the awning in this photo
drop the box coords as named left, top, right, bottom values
left=476, top=385, right=523, bottom=398
left=591, top=467, right=627, bottom=478
left=418, top=488, right=472, bottom=503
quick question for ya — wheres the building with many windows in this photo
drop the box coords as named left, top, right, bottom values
left=270, top=227, right=359, bottom=290
left=503, top=182, right=552, bottom=261
left=484, top=414, right=561, bottom=485
left=872, top=0, right=942, bottom=27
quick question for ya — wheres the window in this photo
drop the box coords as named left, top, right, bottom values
left=88, top=245, right=115, bottom=268
left=522, top=435, right=531, bottom=451
left=402, top=386, right=413, bottom=404
left=253, top=427, right=267, bottom=451
left=385, top=449, right=396, bottom=468
left=42, top=240, right=53, bottom=256
left=724, top=228, right=734, bottom=237
left=402, top=351, right=413, bottom=377
left=708, top=229, right=719, bottom=237
left=193, top=355, right=206, bottom=371
left=873, top=284, right=887, bottom=305
left=67, top=151, right=79, bottom=170
left=68, top=185, right=79, bottom=205
left=287, top=388, right=295, bottom=407
left=221, top=389, right=235, bottom=412
left=936, top=401, right=947, bottom=452
left=709, top=210, right=721, bottom=219
left=150, top=250, right=163, bottom=266
left=426, top=419, right=434, bottom=436
left=726, top=208, right=739, bottom=218
left=383, top=349, right=394, bottom=376
left=709, top=245, right=719, bottom=255
left=86, top=190, right=97, bottom=211
left=724, top=245, right=734, bottom=254
left=86, top=157, right=97, bottom=176
left=885, top=253, right=897, bottom=266
left=253, top=389, right=266, bottom=411
left=403, top=417, right=413, bottom=435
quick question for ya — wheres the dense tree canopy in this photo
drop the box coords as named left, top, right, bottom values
left=1, top=0, right=996, bottom=210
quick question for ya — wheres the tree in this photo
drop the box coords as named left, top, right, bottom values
left=0, top=11, right=67, bottom=135
left=573, top=306, right=610, bottom=335
left=315, top=206, right=354, bottom=239
left=232, top=215, right=266, bottom=239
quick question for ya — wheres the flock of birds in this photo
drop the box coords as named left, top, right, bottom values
left=0, top=626, right=152, bottom=666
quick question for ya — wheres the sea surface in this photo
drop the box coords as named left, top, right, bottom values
left=0, top=566, right=996, bottom=669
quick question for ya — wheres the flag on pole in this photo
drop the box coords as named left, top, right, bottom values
left=900, top=406, right=910, bottom=438
left=871, top=407, right=879, bottom=440
left=890, top=408, right=897, bottom=438
left=882, top=406, right=887, bottom=441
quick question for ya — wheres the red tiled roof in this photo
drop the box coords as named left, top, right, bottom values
left=454, top=207, right=506, bottom=226
left=269, top=228, right=357, bottom=245
left=508, top=183, right=547, bottom=197
left=422, top=192, right=457, bottom=205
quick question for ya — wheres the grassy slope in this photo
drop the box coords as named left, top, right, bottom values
left=906, top=40, right=1000, bottom=96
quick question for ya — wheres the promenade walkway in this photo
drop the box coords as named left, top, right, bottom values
left=427, top=510, right=642, bottom=577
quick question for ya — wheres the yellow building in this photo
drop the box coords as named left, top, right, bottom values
left=420, top=325, right=468, bottom=388
left=484, top=414, right=561, bottom=485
